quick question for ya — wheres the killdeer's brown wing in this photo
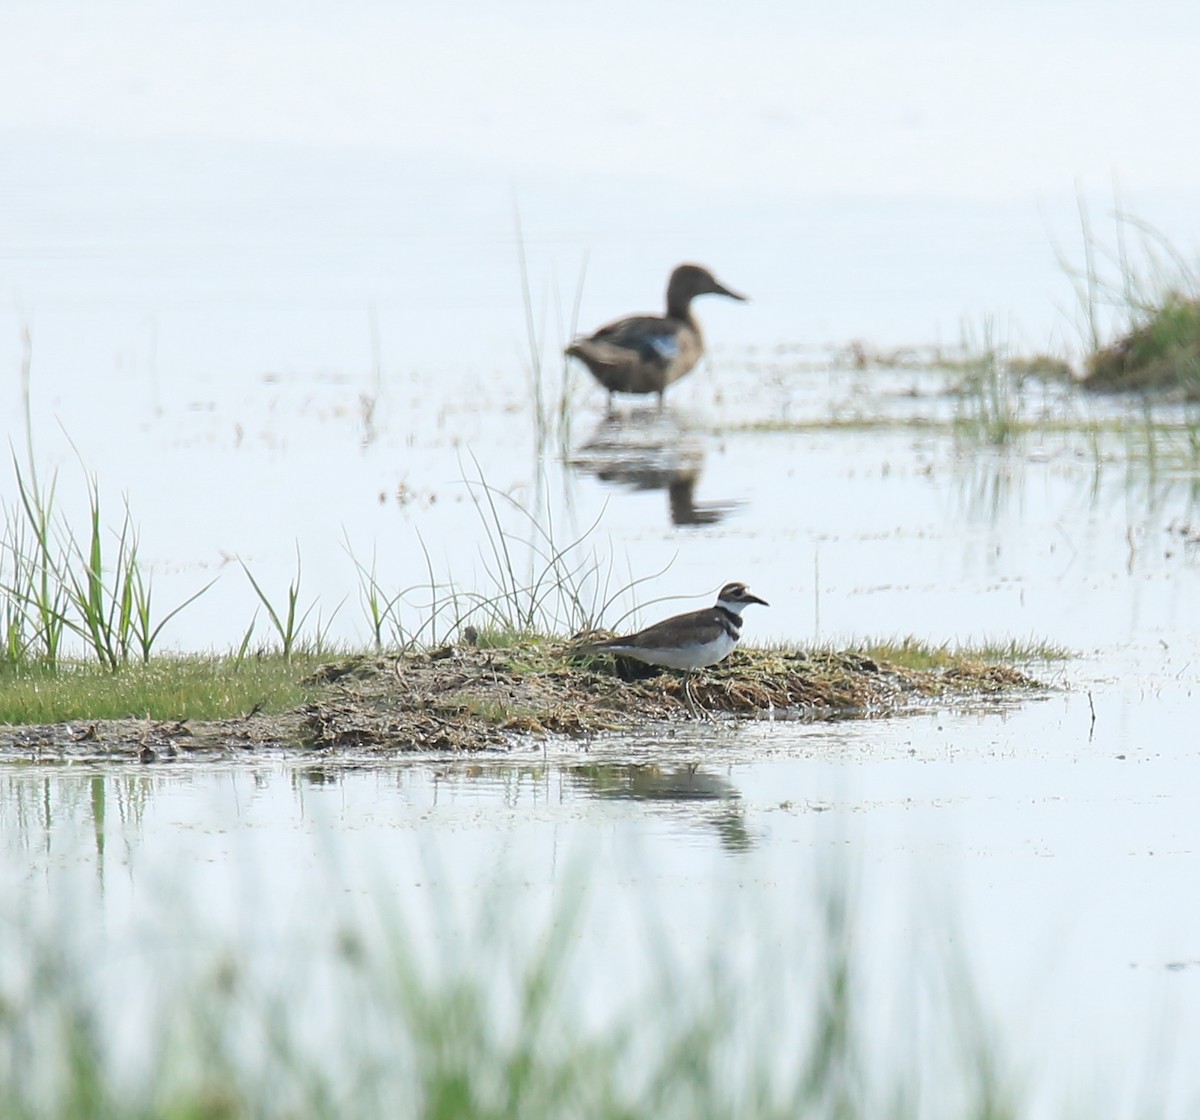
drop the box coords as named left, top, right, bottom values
left=618, top=606, right=738, bottom=650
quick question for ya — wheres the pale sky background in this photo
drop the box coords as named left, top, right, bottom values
left=4, top=1, right=1199, bottom=199
left=4, top=0, right=1200, bottom=365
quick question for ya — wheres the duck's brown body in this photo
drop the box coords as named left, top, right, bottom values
left=566, top=264, right=746, bottom=406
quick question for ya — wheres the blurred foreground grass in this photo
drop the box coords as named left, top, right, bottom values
left=0, top=865, right=1034, bottom=1120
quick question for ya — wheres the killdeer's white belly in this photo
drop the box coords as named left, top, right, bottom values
left=614, top=630, right=738, bottom=670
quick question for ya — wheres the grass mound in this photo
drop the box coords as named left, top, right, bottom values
left=298, top=641, right=1047, bottom=753
left=0, top=640, right=1050, bottom=759
left=1083, top=293, right=1200, bottom=396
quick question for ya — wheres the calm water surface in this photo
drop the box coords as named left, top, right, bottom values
left=4, top=3, right=1200, bottom=1111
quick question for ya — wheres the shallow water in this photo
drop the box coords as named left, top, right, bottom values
left=4, top=676, right=1200, bottom=1112
left=5, top=377, right=1200, bottom=1105
left=5, top=4, right=1200, bottom=1111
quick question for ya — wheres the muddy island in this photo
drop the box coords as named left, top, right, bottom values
left=0, top=641, right=1049, bottom=761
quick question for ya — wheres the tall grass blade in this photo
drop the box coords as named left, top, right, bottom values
left=239, top=545, right=319, bottom=661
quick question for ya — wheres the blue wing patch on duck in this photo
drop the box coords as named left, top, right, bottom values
left=649, top=333, right=681, bottom=361
left=588, top=318, right=681, bottom=365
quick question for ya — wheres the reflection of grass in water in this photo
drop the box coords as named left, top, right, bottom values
left=955, top=408, right=1200, bottom=517
left=948, top=418, right=1200, bottom=529
left=0, top=864, right=1038, bottom=1118
left=1117, top=403, right=1200, bottom=473
left=729, top=372, right=1200, bottom=518
left=727, top=302, right=1200, bottom=484
left=0, top=771, right=155, bottom=865
left=952, top=322, right=1024, bottom=448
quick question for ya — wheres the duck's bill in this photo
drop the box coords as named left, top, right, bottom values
left=714, top=280, right=748, bottom=301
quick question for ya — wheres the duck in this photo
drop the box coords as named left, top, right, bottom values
left=565, top=264, right=747, bottom=407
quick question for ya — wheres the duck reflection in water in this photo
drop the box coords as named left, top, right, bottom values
left=570, top=409, right=741, bottom=528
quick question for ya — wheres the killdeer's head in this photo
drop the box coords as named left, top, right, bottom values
left=715, top=581, right=769, bottom=616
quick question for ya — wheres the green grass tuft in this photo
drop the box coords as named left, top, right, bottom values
left=0, top=655, right=316, bottom=725
left=1062, top=196, right=1200, bottom=396
left=1086, top=293, right=1200, bottom=395
left=2, top=456, right=214, bottom=674
left=851, top=636, right=1072, bottom=671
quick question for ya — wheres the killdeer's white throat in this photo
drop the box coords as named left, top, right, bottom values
left=581, top=581, right=769, bottom=716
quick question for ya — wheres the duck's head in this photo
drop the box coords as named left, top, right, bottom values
left=667, top=264, right=747, bottom=318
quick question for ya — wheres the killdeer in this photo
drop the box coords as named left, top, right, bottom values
left=566, top=264, right=747, bottom=408
left=581, top=581, right=768, bottom=717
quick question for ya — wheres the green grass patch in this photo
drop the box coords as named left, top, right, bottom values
left=461, top=623, right=547, bottom=650
left=1085, top=293, right=1200, bottom=395
left=1062, top=197, right=1200, bottom=396
left=757, top=636, right=1070, bottom=671
left=0, top=655, right=317, bottom=725
left=851, top=636, right=1072, bottom=671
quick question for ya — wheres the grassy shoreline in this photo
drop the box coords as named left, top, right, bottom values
left=0, top=637, right=1057, bottom=757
